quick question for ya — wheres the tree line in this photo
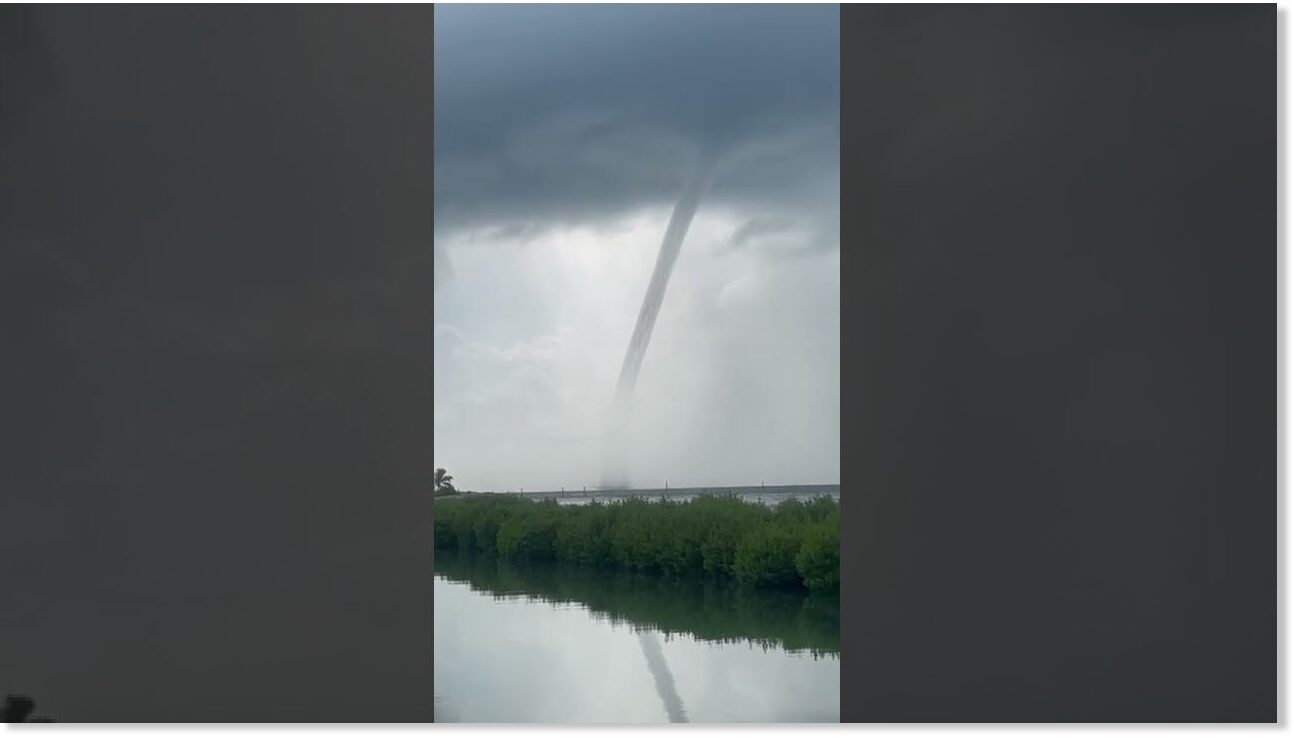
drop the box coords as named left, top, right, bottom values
left=433, top=493, right=839, bottom=592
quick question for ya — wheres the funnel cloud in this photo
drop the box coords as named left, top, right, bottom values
left=434, top=5, right=838, bottom=492
left=602, top=155, right=716, bottom=488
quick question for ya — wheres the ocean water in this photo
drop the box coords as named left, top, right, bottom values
left=509, top=483, right=839, bottom=508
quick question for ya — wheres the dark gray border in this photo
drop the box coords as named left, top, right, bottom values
left=840, top=4, right=1275, bottom=721
left=0, top=5, right=436, bottom=721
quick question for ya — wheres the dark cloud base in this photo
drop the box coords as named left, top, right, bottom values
left=434, top=4, right=839, bottom=233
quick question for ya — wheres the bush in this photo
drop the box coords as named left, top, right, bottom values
left=554, top=504, right=613, bottom=566
left=433, top=493, right=838, bottom=591
left=497, top=513, right=558, bottom=561
left=701, top=525, right=743, bottom=577
left=734, top=525, right=804, bottom=588
left=794, top=516, right=840, bottom=591
left=433, top=518, right=457, bottom=550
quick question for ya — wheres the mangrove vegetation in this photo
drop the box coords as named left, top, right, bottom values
left=433, top=493, right=839, bottom=592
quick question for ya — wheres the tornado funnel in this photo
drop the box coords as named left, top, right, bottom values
left=601, top=155, right=717, bottom=489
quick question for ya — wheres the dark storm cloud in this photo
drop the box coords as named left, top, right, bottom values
left=434, top=4, right=839, bottom=232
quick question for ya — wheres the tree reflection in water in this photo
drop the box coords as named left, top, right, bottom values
left=434, top=548, right=840, bottom=659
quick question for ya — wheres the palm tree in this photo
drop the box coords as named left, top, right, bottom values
left=434, top=467, right=456, bottom=495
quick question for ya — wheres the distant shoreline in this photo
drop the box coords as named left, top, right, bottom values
left=475, top=483, right=841, bottom=500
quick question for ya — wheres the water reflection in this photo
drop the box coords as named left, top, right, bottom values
left=436, top=550, right=840, bottom=657
left=434, top=549, right=839, bottom=723
left=637, top=630, right=688, bottom=722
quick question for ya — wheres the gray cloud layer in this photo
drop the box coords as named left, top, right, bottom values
left=434, top=4, right=839, bottom=233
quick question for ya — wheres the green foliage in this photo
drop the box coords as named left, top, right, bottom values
left=434, top=493, right=840, bottom=591
left=496, top=501, right=560, bottom=561
left=734, top=525, right=803, bottom=587
left=553, top=503, right=613, bottom=565
left=701, top=525, right=742, bottom=577
left=794, top=514, right=840, bottom=591
left=433, top=517, right=457, bottom=549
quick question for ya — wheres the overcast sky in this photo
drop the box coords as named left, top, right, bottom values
left=434, top=4, right=839, bottom=492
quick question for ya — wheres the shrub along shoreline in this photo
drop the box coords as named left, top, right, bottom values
left=434, top=493, right=839, bottom=592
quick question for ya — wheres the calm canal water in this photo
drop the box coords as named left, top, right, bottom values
left=433, top=550, right=839, bottom=723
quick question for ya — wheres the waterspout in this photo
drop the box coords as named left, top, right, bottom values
left=601, top=154, right=717, bottom=489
